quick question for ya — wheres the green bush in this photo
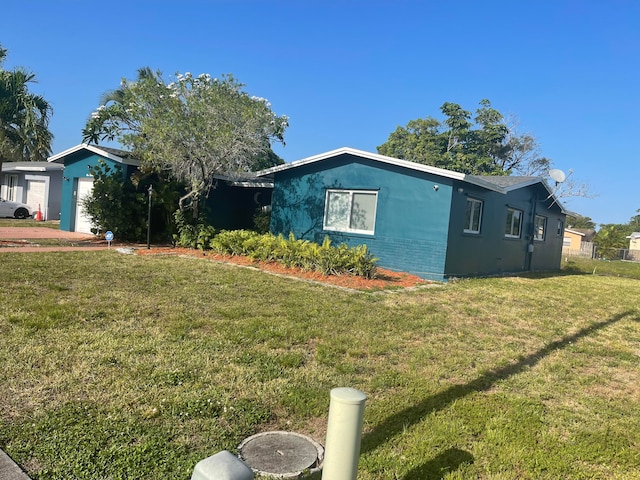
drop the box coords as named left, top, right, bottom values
left=209, top=231, right=377, bottom=278
left=83, top=161, right=179, bottom=243
left=209, top=229, right=260, bottom=256
left=173, top=210, right=217, bottom=249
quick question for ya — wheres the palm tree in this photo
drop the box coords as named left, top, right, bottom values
left=0, top=46, right=54, bottom=187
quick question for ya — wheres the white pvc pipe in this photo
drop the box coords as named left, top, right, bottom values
left=322, top=387, right=367, bottom=480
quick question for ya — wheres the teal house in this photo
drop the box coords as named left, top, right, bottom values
left=48, top=143, right=272, bottom=234
left=257, top=147, right=567, bottom=281
left=48, top=144, right=140, bottom=233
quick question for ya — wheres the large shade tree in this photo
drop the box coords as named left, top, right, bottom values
left=378, top=99, right=591, bottom=200
left=83, top=68, right=288, bottom=214
left=0, top=45, right=54, bottom=185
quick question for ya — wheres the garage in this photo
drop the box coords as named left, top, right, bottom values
left=47, top=144, right=139, bottom=233
left=74, top=178, right=95, bottom=234
left=26, top=180, right=47, bottom=219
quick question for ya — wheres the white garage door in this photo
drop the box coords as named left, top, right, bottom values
left=26, top=180, right=46, bottom=219
left=74, top=178, right=95, bottom=234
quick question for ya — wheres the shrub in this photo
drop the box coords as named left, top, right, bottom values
left=173, top=210, right=217, bottom=249
left=209, top=231, right=377, bottom=278
left=209, top=230, right=260, bottom=256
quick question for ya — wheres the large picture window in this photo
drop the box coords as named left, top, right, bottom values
left=505, top=207, right=523, bottom=238
left=464, top=198, right=483, bottom=234
left=324, top=189, right=378, bottom=234
left=534, top=215, right=547, bottom=241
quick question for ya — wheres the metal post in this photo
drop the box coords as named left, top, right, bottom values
left=147, top=184, right=153, bottom=249
left=322, top=387, right=367, bottom=480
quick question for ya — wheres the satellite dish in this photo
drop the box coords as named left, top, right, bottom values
left=548, top=169, right=566, bottom=183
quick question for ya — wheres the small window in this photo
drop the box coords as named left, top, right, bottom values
left=464, top=198, right=483, bottom=234
left=534, top=215, right=547, bottom=241
left=557, top=220, right=564, bottom=236
left=563, top=237, right=572, bottom=247
left=6, top=174, right=18, bottom=201
left=505, top=207, right=523, bottom=238
left=324, top=189, right=377, bottom=234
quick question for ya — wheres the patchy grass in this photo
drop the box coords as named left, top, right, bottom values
left=561, top=256, right=640, bottom=280
left=0, top=218, right=60, bottom=228
left=0, top=251, right=639, bottom=479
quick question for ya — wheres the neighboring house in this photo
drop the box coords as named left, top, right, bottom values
left=257, top=147, right=567, bottom=281
left=627, top=232, right=640, bottom=262
left=628, top=232, right=640, bottom=249
left=48, top=143, right=272, bottom=234
left=1, top=161, right=64, bottom=220
left=562, top=228, right=596, bottom=258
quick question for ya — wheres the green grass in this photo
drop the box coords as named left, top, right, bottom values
left=561, top=256, right=640, bottom=279
left=0, top=218, right=60, bottom=228
left=1, top=251, right=639, bottom=479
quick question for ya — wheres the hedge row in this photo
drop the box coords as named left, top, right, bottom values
left=206, top=230, right=378, bottom=278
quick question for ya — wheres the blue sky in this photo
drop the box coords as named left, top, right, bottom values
left=3, top=0, right=638, bottom=226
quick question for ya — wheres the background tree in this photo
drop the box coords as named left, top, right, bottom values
left=594, top=224, right=631, bottom=259
left=83, top=69, right=287, bottom=216
left=378, top=99, right=592, bottom=199
left=628, top=208, right=640, bottom=232
left=566, top=213, right=596, bottom=230
left=0, top=45, right=53, bottom=185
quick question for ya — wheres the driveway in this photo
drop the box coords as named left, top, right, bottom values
left=0, top=227, right=95, bottom=240
left=0, top=227, right=109, bottom=252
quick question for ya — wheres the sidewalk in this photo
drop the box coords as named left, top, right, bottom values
left=0, top=449, right=31, bottom=480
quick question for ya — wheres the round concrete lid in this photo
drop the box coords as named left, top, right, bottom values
left=238, top=431, right=324, bottom=478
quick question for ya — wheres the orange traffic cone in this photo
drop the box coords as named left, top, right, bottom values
left=34, top=204, right=43, bottom=222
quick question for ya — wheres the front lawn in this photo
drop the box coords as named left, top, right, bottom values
left=1, top=251, right=639, bottom=479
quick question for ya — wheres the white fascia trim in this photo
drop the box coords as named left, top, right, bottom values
left=257, top=147, right=509, bottom=193
left=48, top=143, right=139, bottom=166
left=256, top=146, right=469, bottom=180
left=3, top=162, right=64, bottom=172
left=253, top=147, right=570, bottom=207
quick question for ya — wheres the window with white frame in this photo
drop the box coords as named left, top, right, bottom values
left=505, top=207, right=523, bottom=238
left=324, top=189, right=378, bottom=234
left=464, top=197, right=483, bottom=234
left=534, top=215, right=547, bottom=241
left=4, top=174, right=18, bottom=201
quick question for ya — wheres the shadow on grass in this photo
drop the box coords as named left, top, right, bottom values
left=403, top=447, right=474, bottom=480
left=362, top=309, right=639, bottom=454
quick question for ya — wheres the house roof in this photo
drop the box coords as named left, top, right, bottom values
left=627, top=232, right=640, bottom=240
left=256, top=147, right=566, bottom=211
left=47, top=143, right=140, bottom=166
left=565, top=228, right=596, bottom=236
left=2, top=161, right=64, bottom=172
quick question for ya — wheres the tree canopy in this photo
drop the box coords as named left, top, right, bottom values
left=378, top=99, right=593, bottom=200
left=566, top=214, right=596, bottom=230
left=83, top=68, right=288, bottom=212
left=0, top=45, right=53, bottom=167
left=379, top=100, right=533, bottom=175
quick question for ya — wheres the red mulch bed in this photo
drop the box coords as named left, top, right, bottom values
left=136, top=247, right=429, bottom=291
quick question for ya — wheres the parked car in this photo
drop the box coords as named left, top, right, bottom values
left=0, top=198, right=33, bottom=219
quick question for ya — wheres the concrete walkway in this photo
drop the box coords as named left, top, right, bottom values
left=0, top=449, right=31, bottom=480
